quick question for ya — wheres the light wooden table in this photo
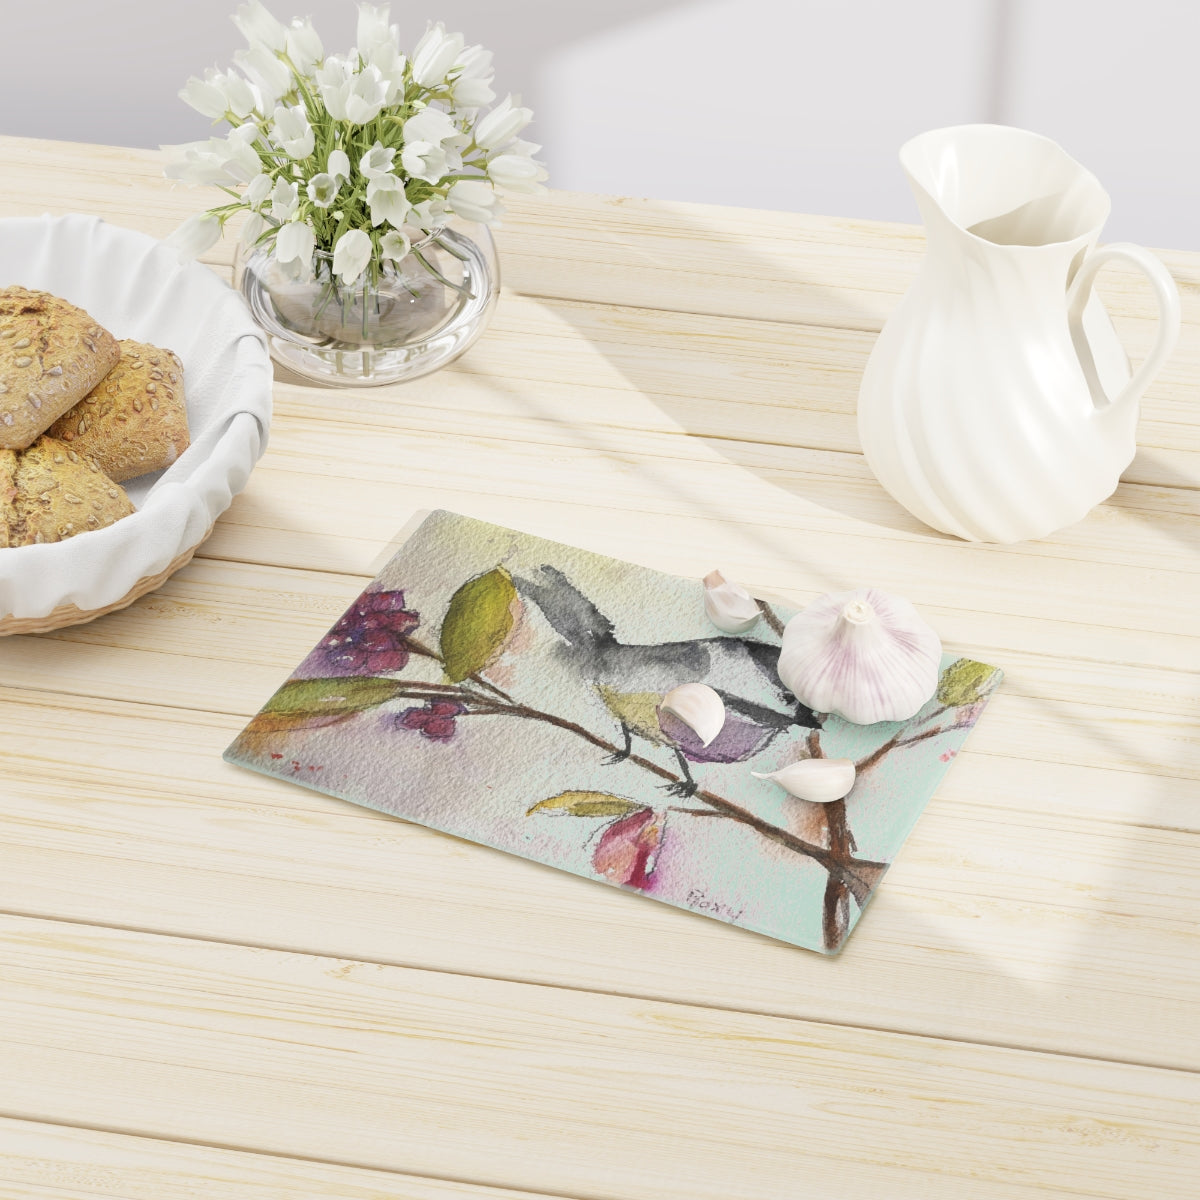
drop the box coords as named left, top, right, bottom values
left=1, top=135, right=1198, bottom=1200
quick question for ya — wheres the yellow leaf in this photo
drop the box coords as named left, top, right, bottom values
left=936, top=658, right=1002, bottom=707
left=526, top=791, right=644, bottom=818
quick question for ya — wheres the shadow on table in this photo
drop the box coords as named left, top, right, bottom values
left=255, top=197, right=1197, bottom=1078
left=1119, top=449, right=1200, bottom=555
left=463, top=197, right=1200, bottom=1073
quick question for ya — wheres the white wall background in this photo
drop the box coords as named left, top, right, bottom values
left=2, top=0, right=1197, bottom=248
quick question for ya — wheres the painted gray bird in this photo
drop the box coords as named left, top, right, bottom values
left=516, top=566, right=817, bottom=795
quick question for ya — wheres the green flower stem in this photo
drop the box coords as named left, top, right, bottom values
left=411, top=248, right=473, bottom=298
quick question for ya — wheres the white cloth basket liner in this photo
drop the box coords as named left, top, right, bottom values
left=0, top=213, right=272, bottom=620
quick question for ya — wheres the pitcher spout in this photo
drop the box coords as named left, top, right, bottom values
left=900, top=124, right=1110, bottom=256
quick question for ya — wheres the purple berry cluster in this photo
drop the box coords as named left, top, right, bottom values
left=318, top=589, right=419, bottom=675
left=398, top=700, right=467, bottom=740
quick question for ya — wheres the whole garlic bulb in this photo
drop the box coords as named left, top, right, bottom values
left=777, top=587, right=941, bottom=725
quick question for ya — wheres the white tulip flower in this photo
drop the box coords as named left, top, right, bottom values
left=358, top=142, right=395, bottom=180
left=327, top=149, right=350, bottom=181
left=164, top=133, right=258, bottom=186
left=403, top=106, right=458, bottom=147
left=275, top=218, right=316, bottom=268
left=307, top=173, right=340, bottom=208
left=235, top=44, right=292, bottom=106
left=343, top=64, right=389, bottom=125
left=315, top=56, right=354, bottom=120
left=368, top=42, right=407, bottom=102
left=401, top=141, right=453, bottom=185
left=366, top=174, right=411, bottom=227
left=380, top=228, right=411, bottom=262
left=240, top=210, right=266, bottom=247
left=411, top=22, right=465, bottom=87
left=270, top=177, right=299, bottom=220
left=162, top=140, right=229, bottom=186
left=447, top=179, right=501, bottom=223
left=229, top=121, right=261, bottom=145
left=409, top=195, right=448, bottom=230
left=487, top=153, right=548, bottom=194
left=504, top=138, right=542, bottom=159
left=356, top=3, right=397, bottom=59
left=180, top=74, right=229, bottom=119
left=245, top=171, right=273, bottom=209
left=165, top=212, right=222, bottom=259
left=475, top=95, right=533, bottom=152
left=223, top=128, right=263, bottom=182
left=451, top=44, right=495, bottom=111
left=332, top=228, right=373, bottom=285
left=218, top=71, right=259, bottom=118
left=233, top=0, right=287, bottom=51
left=225, top=70, right=262, bottom=117
left=285, top=17, right=323, bottom=73
left=272, top=104, right=314, bottom=158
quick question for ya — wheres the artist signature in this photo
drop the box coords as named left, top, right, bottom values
left=686, top=889, right=745, bottom=922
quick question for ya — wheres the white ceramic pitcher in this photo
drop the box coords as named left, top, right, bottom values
left=857, top=124, right=1181, bottom=543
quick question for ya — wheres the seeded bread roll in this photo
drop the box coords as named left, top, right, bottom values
left=47, top=339, right=189, bottom=482
left=0, top=449, right=17, bottom=549
left=0, top=286, right=120, bottom=451
left=0, top=435, right=134, bottom=547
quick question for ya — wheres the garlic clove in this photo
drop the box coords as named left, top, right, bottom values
left=777, top=587, right=942, bottom=725
left=660, top=682, right=726, bottom=746
left=752, top=758, right=856, bottom=804
left=702, top=569, right=761, bottom=634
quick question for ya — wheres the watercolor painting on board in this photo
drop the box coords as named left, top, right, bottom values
left=225, top=510, right=1001, bottom=953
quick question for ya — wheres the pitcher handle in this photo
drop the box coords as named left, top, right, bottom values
left=1067, top=242, right=1181, bottom=412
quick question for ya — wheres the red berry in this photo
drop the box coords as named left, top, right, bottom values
left=366, top=649, right=409, bottom=672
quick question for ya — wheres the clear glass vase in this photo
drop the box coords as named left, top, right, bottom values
left=235, top=221, right=499, bottom=386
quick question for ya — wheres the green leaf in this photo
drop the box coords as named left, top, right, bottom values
left=241, top=710, right=358, bottom=736
left=936, top=659, right=1001, bottom=708
left=440, top=566, right=519, bottom=683
left=260, top=676, right=405, bottom=717
left=241, top=676, right=405, bottom=736
left=526, top=792, right=645, bottom=819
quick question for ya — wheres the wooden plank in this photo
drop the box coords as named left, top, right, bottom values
left=1, top=136, right=1195, bottom=493
left=0, top=1117, right=560, bottom=1200
left=446, top=293, right=1200, bottom=491
left=192, top=415, right=1200, bottom=643
left=1, top=686, right=1198, bottom=1072
left=262, top=328, right=1200, bottom=546
left=2, top=916, right=1198, bottom=1200
left=0, top=134, right=1197, bottom=338
left=1, top=554, right=1196, bottom=784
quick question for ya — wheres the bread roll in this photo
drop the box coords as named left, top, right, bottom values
left=0, top=435, right=134, bottom=547
left=0, top=287, right=120, bottom=451
left=47, top=339, right=189, bottom=481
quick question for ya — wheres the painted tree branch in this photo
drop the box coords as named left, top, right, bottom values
left=399, top=683, right=888, bottom=907
left=389, top=633, right=963, bottom=917
left=756, top=599, right=786, bottom=638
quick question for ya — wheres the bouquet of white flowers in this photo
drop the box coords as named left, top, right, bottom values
left=164, top=0, right=546, bottom=294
